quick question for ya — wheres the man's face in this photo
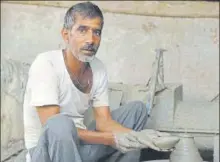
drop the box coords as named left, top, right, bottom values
left=62, top=15, right=102, bottom=62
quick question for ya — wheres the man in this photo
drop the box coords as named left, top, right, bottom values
left=23, top=2, right=173, bottom=162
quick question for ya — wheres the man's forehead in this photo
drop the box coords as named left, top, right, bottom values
left=74, top=15, right=102, bottom=29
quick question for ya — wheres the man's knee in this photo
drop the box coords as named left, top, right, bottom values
left=45, top=114, right=78, bottom=140
left=127, top=101, right=147, bottom=114
left=127, top=101, right=148, bottom=131
left=127, top=101, right=148, bottom=122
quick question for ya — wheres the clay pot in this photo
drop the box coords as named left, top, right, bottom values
left=169, top=134, right=203, bottom=162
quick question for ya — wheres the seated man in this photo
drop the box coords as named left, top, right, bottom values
left=23, top=2, right=170, bottom=162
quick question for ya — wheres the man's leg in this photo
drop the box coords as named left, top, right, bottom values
left=28, top=114, right=82, bottom=162
left=111, top=100, right=148, bottom=131
left=80, top=101, right=148, bottom=162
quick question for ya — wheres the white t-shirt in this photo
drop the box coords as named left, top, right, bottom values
left=23, top=50, right=109, bottom=161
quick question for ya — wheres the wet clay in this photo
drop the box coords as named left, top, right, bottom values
left=169, top=134, right=203, bottom=162
left=154, top=136, right=180, bottom=150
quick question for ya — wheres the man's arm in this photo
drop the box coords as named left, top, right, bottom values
left=77, top=128, right=114, bottom=145
left=30, top=56, right=115, bottom=146
left=36, top=105, right=115, bottom=146
left=94, top=106, right=132, bottom=133
left=36, top=105, right=60, bottom=125
left=91, top=62, right=131, bottom=133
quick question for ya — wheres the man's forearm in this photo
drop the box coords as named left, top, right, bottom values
left=77, top=128, right=115, bottom=146
left=96, top=119, right=132, bottom=133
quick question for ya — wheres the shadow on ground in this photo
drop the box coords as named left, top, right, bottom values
left=2, top=148, right=213, bottom=162
left=140, top=148, right=213, bottom=162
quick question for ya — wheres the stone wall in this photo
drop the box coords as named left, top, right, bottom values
left=6, top=1, right=219, bottom=18
left=2, top=1, right=219, bottom=101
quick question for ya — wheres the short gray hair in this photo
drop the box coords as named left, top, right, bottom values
left=63, top=2, right=104, bottom=30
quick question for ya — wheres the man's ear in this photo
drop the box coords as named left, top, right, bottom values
left=61, top=28, right=69, bottom=44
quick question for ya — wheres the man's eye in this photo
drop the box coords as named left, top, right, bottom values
left=79, top=28, right=86, bottom=33
left=78, top=27, right=87, bottom=33
left=94, top=30, right=101, bottom=36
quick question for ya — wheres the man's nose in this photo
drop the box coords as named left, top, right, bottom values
left=85, top=31, right=95, bottom=44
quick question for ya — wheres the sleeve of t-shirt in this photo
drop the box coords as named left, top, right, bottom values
left=92, top=66, right=109, bottom=108
left=28, top=55, right=59, bottom=107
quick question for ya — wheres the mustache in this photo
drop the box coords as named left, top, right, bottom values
left=81, top=44, right=98, bottom=52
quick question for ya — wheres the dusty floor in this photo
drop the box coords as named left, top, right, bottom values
left=140, top=149, right=213, bottom=162
left=3, top=149, right=213, bottom=162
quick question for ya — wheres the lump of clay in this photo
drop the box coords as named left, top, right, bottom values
left=154, top=136, right=180, bottom=150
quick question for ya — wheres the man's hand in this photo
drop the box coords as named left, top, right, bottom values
left=113, top=130, right=171, bottom=153
left=113, top=132, right=147, bottom=153
left=128, top=129, right=179, bottom=152
left=113, top=129, right=179, bottom=153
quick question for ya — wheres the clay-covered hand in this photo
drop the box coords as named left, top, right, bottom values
left=113, top=132, right=147, bottom=153
left=127, top=129, right=178, bottom=152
